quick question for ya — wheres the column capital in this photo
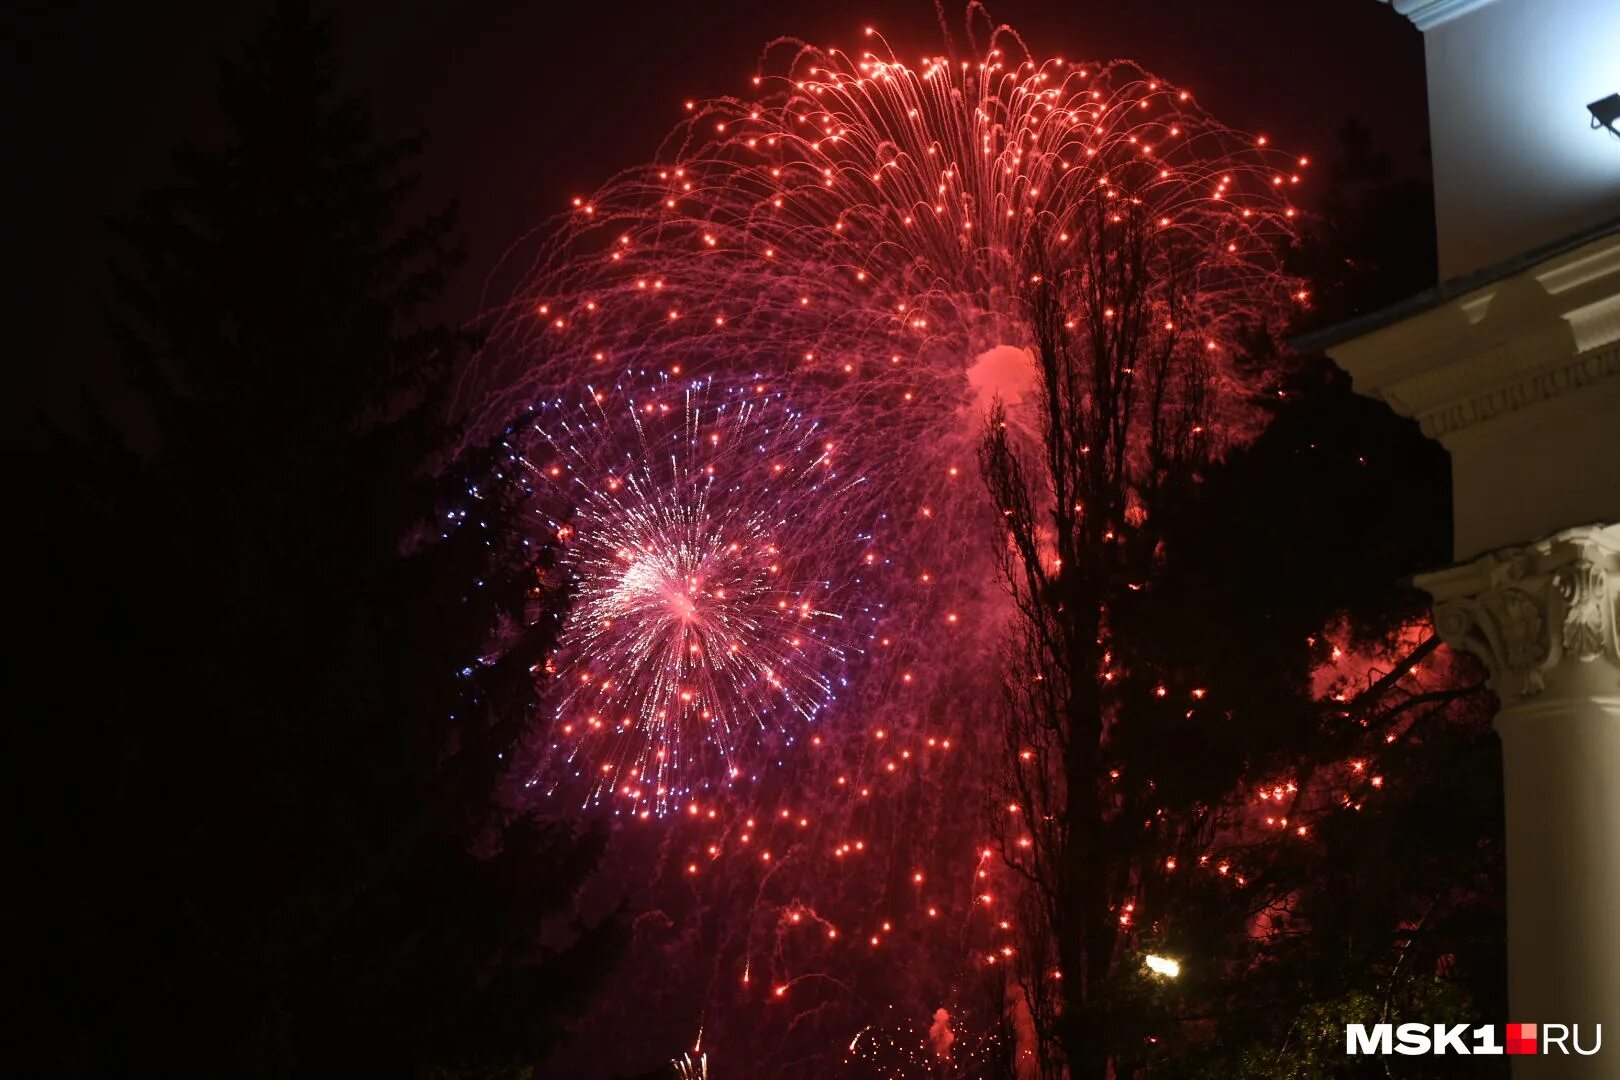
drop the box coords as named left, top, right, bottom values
left=1416, top=524, right=1620, bottom=699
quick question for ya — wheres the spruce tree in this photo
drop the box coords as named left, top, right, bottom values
left=17, top=4, right=616, bottom=1076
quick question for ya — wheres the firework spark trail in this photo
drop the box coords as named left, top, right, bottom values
left=475, top=25, right=1301, bottom=440
left=468, top=14, right=1305, bottom=1072
left=473, top=22, right=1305, bottom=786
left=478, top=15, right=1302, bottom=788
left=521, top=371, right=873, bottom=815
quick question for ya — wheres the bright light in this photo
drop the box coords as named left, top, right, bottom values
left=1144, top=954, right=1181, bottom=978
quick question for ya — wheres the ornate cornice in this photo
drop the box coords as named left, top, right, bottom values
left=1329, top=231, right=1620, bottom=444
left=1408, top=341, right=1620, bottom=439
left=1417, top=524, right=1620, bottom=698
left=1376, top=0, right=1503, bottom=31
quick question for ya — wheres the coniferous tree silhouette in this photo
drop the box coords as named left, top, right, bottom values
left=16, top=4, right=617, bottom=1076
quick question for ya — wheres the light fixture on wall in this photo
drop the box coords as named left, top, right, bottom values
left=1589, top=94, right=1620, bottom=138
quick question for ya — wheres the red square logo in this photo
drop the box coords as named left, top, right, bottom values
left=1506, top=1023, right=1538, bottom=1055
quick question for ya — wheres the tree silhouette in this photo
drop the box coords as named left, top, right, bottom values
left=976, top=184, right=1235, bottom=1077
left=16, top=4, right=616, bottom=1076
left=1287, top=119, right=1438, bottom=334
left=976, top=125, right=1501, bottom=1079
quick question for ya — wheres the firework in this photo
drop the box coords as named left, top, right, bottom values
left=524, top=371, right=869, bottom=814
left=476, top=26, right=1301, bottom=461
left=471, top=15, right=1306, bottom=1074
left=474, top=26, right=1304, bottom=805
left=674, top=1051, right=709, bottom=1079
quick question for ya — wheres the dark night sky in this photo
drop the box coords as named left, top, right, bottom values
left=7, top=0, right=1428, bottom=439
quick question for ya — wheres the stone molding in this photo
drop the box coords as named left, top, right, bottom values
left=1376, top=0, right=1502, bottom=31
left=1418, top=524, right=1620, bottom=698
left=1329, top=231, right=1620, bottom=445
left=1410, top=342, right=1620, bottom=439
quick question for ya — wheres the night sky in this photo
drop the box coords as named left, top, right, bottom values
left=12, top=5, right=1484, bottom=1075
left=9, top=0, right=1425, bottom=435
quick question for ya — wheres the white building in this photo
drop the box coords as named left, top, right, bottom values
left=1321, top=1, right=1618, bottom=1074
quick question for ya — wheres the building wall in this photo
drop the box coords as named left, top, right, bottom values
left=1421, top=0, right=1620, bottom=278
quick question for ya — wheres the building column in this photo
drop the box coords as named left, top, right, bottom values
left=1417, top=523, right=1620, bottom=1070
